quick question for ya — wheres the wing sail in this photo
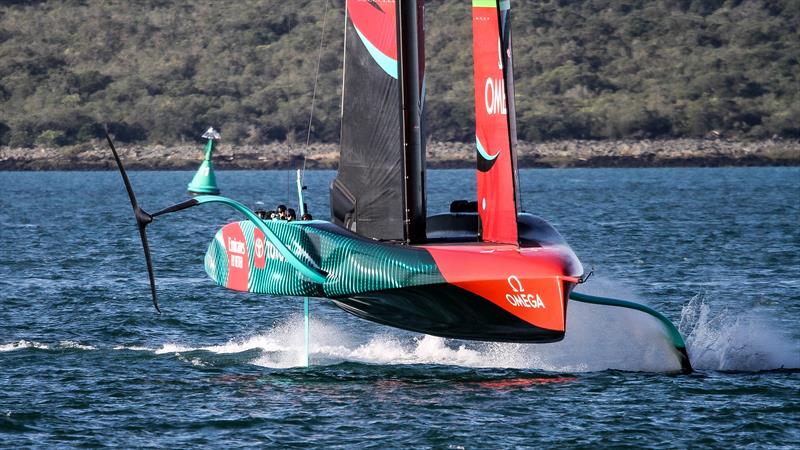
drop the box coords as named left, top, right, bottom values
left=472, top=0, right=519, bottom=244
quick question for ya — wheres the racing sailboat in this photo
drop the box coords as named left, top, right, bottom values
left=108, top=0, right=692, bottom=372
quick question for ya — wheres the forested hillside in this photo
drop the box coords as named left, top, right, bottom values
left=0, top=0, right=797, bottom=147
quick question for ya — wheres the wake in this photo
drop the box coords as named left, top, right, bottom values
left=3, top=292, right=797, bottom=373
left=120, top=294, right=800, bottom=373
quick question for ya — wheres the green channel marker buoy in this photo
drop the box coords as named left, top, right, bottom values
left=187, top=127, right=221, bottom=196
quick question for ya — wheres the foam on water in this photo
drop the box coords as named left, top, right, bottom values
left=244, top=318, right=521, bottom=370
left=207, top=303, right=679, bottom=372
left=112, top=345, right=151, bottom=351
left=145, top=296, right=683, bottom=372
left=0, top=340, right=96, bottom=352
left=2, top=283, right=795, bottom=373
left=0, top=340, right=49, bottom=352
left=171, top=278, right=798, bottom=373
left=115, top=277, right=673, bottom=372
left=57, top=341, right=96, bottom=350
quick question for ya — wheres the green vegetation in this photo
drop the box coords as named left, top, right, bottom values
left=0, top=0, right=797, bottom=147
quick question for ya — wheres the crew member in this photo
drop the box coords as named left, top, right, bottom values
left=276, top=204, right=287, bottom=220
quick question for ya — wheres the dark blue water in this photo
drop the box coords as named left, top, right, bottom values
left=1, top=168, right=798, bottom=447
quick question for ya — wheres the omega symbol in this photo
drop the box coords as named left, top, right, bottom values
left=507, top=275, right=524, bottom=293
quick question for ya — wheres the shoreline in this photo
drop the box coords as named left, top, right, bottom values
left=1, top=139, right=797, bottom=170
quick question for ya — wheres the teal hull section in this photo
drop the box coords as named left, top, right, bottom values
left=204, top=220, right=446, bottom=298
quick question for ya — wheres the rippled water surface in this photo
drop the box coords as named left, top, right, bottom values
left=1, top=168, right=798, bottom=447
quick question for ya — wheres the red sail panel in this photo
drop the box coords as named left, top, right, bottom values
left=348, top=0, right=398, bottom=63
left=472, top=0, right=518, bottom=244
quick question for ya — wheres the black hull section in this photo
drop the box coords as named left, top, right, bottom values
left=331, top=284, right=565, bottom=343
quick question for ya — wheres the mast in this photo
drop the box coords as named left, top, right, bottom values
left=398, top=0, right=426, bottom=243
left=472, top=0, right=519, bottom=244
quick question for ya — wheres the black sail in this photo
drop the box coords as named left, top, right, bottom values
left=331, top=0, right=426, bottom=243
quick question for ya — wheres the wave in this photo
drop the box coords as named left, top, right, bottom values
left=57, top=341, right=97, bottom=350
left=0, top=340, right=49, bottom=352
left=0, top=340, right=96, bottom=352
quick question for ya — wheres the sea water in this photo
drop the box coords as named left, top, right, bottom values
left=0, top=168, right=798, bottom=447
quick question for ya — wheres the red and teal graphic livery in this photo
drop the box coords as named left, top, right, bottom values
left=204, top=213, right=582, bottom=343
left=104, top=0, right=692, bottom=372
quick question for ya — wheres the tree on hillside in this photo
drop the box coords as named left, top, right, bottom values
left=0, top=0, right=796, bottom=147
